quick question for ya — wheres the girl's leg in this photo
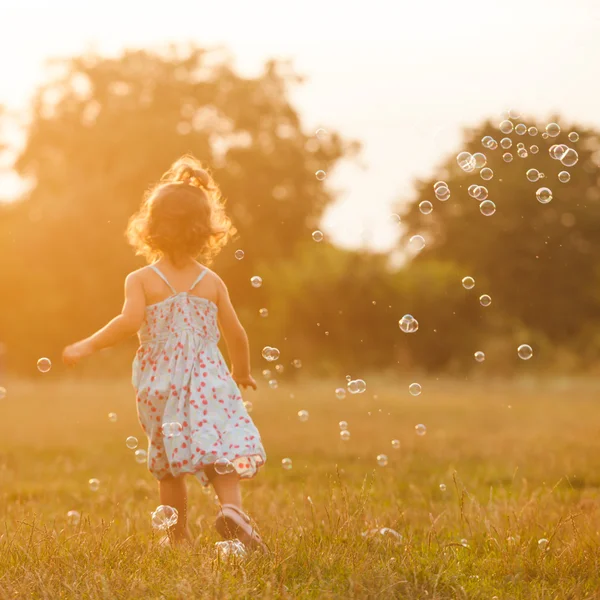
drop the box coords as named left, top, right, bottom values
left=158, top=474, right=192, bottom=542
left=204, top=465, right=242, bottom=508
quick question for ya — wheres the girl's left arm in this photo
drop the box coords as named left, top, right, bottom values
left=62, top=272, right=146, bottom=366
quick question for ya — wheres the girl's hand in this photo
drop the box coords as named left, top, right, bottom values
left=62, top=340, right=94, bottom=366
left=233, top=373, right=257, bottom=390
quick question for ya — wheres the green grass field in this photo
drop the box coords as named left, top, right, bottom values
left=1, top=375, right=600, bottom=598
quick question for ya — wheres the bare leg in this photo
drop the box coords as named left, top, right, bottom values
left=204, top=465, right=242, bottom=509
left=158, top=475, right=192, bottom=543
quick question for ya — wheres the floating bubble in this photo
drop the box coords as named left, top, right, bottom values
left=88, top=478, right=100, bottom=492
left=234, top=249, right=244, bottom=260
left=297, top=410, right=309, bottom=422
left=243, top=400, right=253, bottom=413
left=419, top=200, right=433, bottom=215
left=0, top=387, right=6, bottom=400
left=516, top=142, right=525, bottom=149
left=508, top=108, right=521, bottom=119
left=339, top=420, right=348, bottom=430
left=536, top=187, right=552, bottom=204
left=479, top=294, right=492, bottom=307
left=409, top=382, right=422, bottom=396
left=315, top=170, right=327, bottom=181
left=340, top=430, right=351, bottom=441
left=568, top=131, right=579, bottom=142
left=560, top=148, right=579, bottom=167
left=415, top=424, right=427, bottom=436
left=558, top=171, right=571, bottom=183
left=376, top=454, right=388, bottom=467
left=262, top=369, right=272, bottom=378
left=515, top=123, right=527, bottom=135
left=391, top=439, right=400, bottom=450
left=457, top=151, right=476, bottom=172
left=474, top=351, right=485, bottom=363
left=389, top=213, right=401, bottom=223
left=37, top=357, right=52, bottom=373
left=503, top=152, right=513, bottom=163
left=475, top=186, right=488, bottom=201
left=481, top=136, right=497, bottom=149
left=315, top=128, right=328, bottom=139
left=462, top=276, right=475, bottom=290
left=542, top=132, right=548, bottom=139
left=151, top=505, right=179, bottom=530
left=480, top=200, right=496, bottom=216
left=468, top=184, right=480, bottom=198
left=250, top=276, right=263, bottom=288
left=480, top=168, right=493, bottom=181
left=275, top=364, right=284, bottom=373
left=472, top=152, right=487, bottom=168
left=134, top=449, right=147, bottom=464
left=517, top=344, right=533, bottom=360
left=126, top=436, right=138, bottom=450
left=215, top=539, right=247, bottom=558
left=500, top=137, right=512, bottom=149
left=433, top=180, right=448, bottom=191
left=161, top=422, right=182, bottom=438
left=268, top=379, right=278, bottom=389
left=409, top=235, right=425, bottom=252
left=538, top=538, right=549, bottom=551
left=259, top=308, right=269, bottom=318
left=399, top=314, right=419, bottom=333
left=282, top=457, right=293, bottom=470
left=499, top=120, right=513, bottom=134
left=549, top=144, right=568, bottom=160
left=517, top=148, right=528, bottom=158
left=546, top=123, right=560, bottom=137
left=108, top=412, right=117, bottom=423
left=528, top=126, right=538, bottom=136
left=335, top=387, right=347, bottom=400
left=526, top=169, right=541, bottom=182
left=435, top=186, right=450, bottom=201
left=67, top=510, right=81, bottom=526
left=292, top=359, right=302, bottom=368
left=461, top=539, right=469, bottom=548
left=312, top=230, right=324, bottom=242
left=348, top=379, right=367, bottom=394
left=439, top=483, right=447, bottom=492
left=214, top=457, right=235, bottom=475
left=261, top=346, right=280, bottom=362
left=530, top=145, right=539, bottom=154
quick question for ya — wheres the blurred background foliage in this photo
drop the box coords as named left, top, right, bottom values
left=1, top=45, right=599, bottom=377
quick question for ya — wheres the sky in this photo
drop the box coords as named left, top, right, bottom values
left=1, top=0, right=599, bottom=250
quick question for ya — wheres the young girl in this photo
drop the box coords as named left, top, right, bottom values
left=62, top=156, right=267, bottom=550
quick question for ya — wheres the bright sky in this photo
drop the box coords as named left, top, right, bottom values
left=1, top=0, right=599, bottom=250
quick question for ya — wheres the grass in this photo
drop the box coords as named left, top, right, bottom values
left=1, top=374, right=600, bottom=598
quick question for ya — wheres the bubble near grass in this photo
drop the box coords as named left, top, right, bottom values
left=37, top=357, right=52, bottom=373
left=282, top=458, right=293, bottom=470
left=214, top=457, right=235, bottom=475
left=419, top=200, right=433, bottom=215
left=462, top=276, right=475, bottom=289
left=215, top=540, right=247, bottom=558
left=348, top=379, right=367, bottom=394
left=480, top=200, right=496, bottom=216
left=538, top=538, right=550, bottom=551
left=250, top=275, right=263, bottom=288
left=399, top=314, right=419, bottom=333
left=517, top=344, right=533, bottom=360
left=536, top=187, right=553, bottom=204
left=376, top=454, right=389, bottom=467
left=151, top=505, right=178, bottom=531
left=67, top=510, right=81, bottom=526
left=409, top=382, right=422, bottom=396
left=439, top=483, right=447, bottom=492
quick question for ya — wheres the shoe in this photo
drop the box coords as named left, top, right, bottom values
left=215, top=504, right=268, bottom=553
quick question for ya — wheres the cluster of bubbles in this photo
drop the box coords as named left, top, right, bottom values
left=214, top=457, right=236, bottom=475
left=151, top=505, right=179, bottom=530
left=161, top=422, right=182, bottom=438
left=347, top=379, right=367, bottom=394
left=433, top=180, right=450, bottom=201
left=261, top=346, right=281, bottom=362
left=215, top=539, right=247, bottom=558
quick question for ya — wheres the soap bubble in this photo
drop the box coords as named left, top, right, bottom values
left=214, top=457, right=235, bottom=475
left=474, top=351, right=485, bottom=363
left=415, top=424, right=427, bottom=436
left=468, top=184, right=480, bottom=198
left=0, top=387, right=6, bottom=400
left=499, top=120, right=513, bottom=134
left=536, top=187, right=552, bottom=204
left=542, top=132, right=548, bottom=139
left=151, top=505, right=179, bottom=530
left=439, top=483, right=447, bottom=492
left=481, top=136, right=497, bottom=149
left=262, top=369, right=272, bottom=379
left=243, top=400, right=253, bottom=413
left=250, top=276, right=263, bottom=288
left=568, top=132, right=579, bottom=142
left=515, top=123, right=527, bottom=135
left=275, top=364, right=284, bottom=373
left=312, top=230, right=324, bottom=242
left=517, top=344, right=533, bottom=360
left=292, top=359, right=302, bottom=368
left=546, top=123, right=560, bottom=137
left=268, top=379, right=278, bottom=389
left=528, top=126, right=538, bottom=136
left=234, top=249, right=244, bottom=260
left=419, top=200, right=433, bottom=215
left=261, top=346, right=280, bottom=362
left=503, top=152, right=513, bottom=163
left=67, top=510, right=81, bottom=526
left=435, top=186, right=450, bottom=201
left=475, top=186, right=488, bottom=201
left=472, top=152, right=487, bottom=168
left=500, top=137, right=512, bottom=149
left=462, top=276, right=475, bottom=290
left=297, top=410, right=309, bottom=422
left=480, top=200, right=496, bottom=216
left=215, top=539, right=247, bottom=558
left=282, top=458, right=293, bottom=470
left=108, top=412, right=117, bottom=423
left=409, top=382, right=422, bottom=396
left=457, top=151, right=476, bottom=172
left=549, top=144, right=568, bottom=160
left=558, top=171, right=571, bottom=183
left=126, top=436, right=138, bottom=450
left=340, top=430, right=351, bottom=441
left=538, top=538, right=549, bottom=551
left=348, top=379, right=367, bottom=394
left=335, top=387, right=347, bottom=400
left=479, top=294, right=492, bottom=307
left=315, top=128, right=328, bottom=139
left=161, top=422, right=182, bottom=438
left=315, top=170, right=327, bottom=181
left=508, top=109, right=521, bottom=119
left=560, top=148, right=579, bottom=167
left=480, top=168, right=493, bottom=181
left=339, top=420, right=348, bottom=430
left=530, top=145, right=539, bottom=154
left=37, top=357, right=52, bottom=373
left=134, top=449, right=147, bottom=464
left=517, top=148, right=528, bottom=158
left=433, top=180, right=448, bottom=190
left=526, top=169, right=541, bottom=182
left=409, top=235, right=425, bottom=252
left=399, top=314, right=419, bottom=333
left=389, top=213, right=401, bottom=223
left=88, top=478, right=100, bottom=492
left=259, top=308, right=269, bottom=318
left=376, top=454, right=389, bottom=467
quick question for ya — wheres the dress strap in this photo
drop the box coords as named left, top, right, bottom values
left=149, top=265, right=177, bottom=295
left=189, top=269, right=208, bottom=291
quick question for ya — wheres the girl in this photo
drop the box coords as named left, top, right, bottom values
left=62, top=156, right=267, bottom=550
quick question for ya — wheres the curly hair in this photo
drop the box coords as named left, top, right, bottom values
left=127, top=155, right=235, bottom=265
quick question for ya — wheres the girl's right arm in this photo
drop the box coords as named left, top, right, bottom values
left=217, top=278, right=257, bottom=390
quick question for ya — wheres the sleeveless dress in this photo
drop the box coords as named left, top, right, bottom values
left=132, top=264, right=266, bottom=485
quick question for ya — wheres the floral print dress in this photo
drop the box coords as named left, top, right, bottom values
left=132, top=265, right=266, bottom=485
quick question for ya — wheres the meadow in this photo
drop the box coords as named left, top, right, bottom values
left=1, top=375, right=600, bottom=599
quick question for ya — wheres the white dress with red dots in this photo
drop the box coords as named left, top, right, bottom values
left=132, top=265, right=266, bottom=485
